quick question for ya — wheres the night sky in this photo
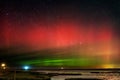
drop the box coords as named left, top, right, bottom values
left=0, top=0, right=120, bottom=68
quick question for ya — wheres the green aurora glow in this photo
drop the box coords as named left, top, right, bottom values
left=20, top=57, right=103, bottom=67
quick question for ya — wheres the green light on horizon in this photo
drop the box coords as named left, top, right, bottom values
left=19, top=57, right=102, bottom=67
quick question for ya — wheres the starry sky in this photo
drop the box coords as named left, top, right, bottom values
left=0, top=0, right=120, bottom=68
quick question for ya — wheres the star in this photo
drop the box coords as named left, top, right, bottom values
left=6, top=13, right=9, bottom=15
